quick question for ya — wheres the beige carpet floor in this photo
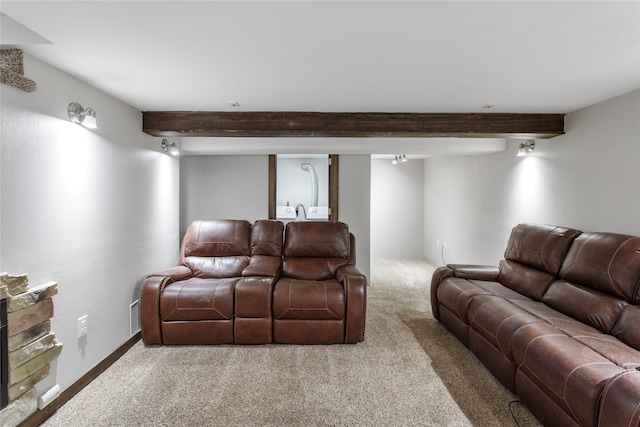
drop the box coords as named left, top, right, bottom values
left=42, top=258, right=541, bottom=426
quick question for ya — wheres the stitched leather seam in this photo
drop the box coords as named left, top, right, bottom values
left=606, top=236, right=634, bottom=298
left=173, top=283, right=229, bottom=319
left=344, top=276, right=350, bottom=342
left=470, top=321, right=496, bottom=344
left=541, top=230, right=554, bottom=274
left=630, top=403, right=640, bottom=427
left=563, top=235, right=589, bottom=281
left=518, top=335, right=573, bottom=403
left=519, top=333, right=565, bottom=369
left=280, top=280, right=340, bottom=320
left=596, top=369, right=638, bottom=426
left=496, top=314, right=536, bottom=355
left=518, top=334, right=566, bottom=402
left=572, top=334, right=616, bottom=343
left=564, top=362, right=612, bottom=423
left=467, top=297, right=491, bottom=325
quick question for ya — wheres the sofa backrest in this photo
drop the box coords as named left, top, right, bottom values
left=243, top=219, right=285, bottom=277
left=504, top=223, right=583, bottom=275
left=180, top=219, right=252, bottom=278
left=282, top=221, right=351, bottom=280
left=559, top=232, right=640, bottom=303
left=541, top=232, right=640, bottom=346
left=499, top=223, right=582, bottom=300
left=250, top=219, right=284, bottom=257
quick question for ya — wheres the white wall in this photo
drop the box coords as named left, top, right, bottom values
left=423, top=89, right=640, bottom=267
left=0, top=55, right=180, bottom=394
left=370, top=158, right=424, bottom=258
left=337, top=155, right=371, bottom=279
left=179, top=155, right=269, bottom=235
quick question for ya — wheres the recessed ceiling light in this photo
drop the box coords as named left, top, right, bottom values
left=227, top=101, right=240, bottom=107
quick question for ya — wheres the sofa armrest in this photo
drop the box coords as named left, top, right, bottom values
left=336, top=265, right=365, bottom=284
left=430, top=266, right=453, bottom=321
left=140, top=266, right=193, bottom=344
left=597, top=370, right=640, bottom=426
left=447, top=264, right=500, bottom=281
left=337, top=265, right=367, bottom=343
left=147, top=265, right=193, bottom=282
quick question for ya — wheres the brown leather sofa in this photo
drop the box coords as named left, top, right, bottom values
left=141, top=219, right=366, bottom=345
left=431, top=223, right=640, bottom=427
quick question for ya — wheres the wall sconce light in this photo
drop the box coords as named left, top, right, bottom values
left=161, top=139, right=179, bottom=156
left=517, top=140, right=535, bottom=157
left=67, top=102, right=97, bottom=128
left=392, top=154, right=408, bottom=164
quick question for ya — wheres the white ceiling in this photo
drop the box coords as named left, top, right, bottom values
left=1, top=1, right=639, bottom=157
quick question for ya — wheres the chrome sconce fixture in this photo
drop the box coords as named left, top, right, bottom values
left=161, top=139, right=179, bottom=156
left=392, top=154, right=408, bottom=165
left=67, top=102, right=97, bottom=128
left=517, top=140, right=535, bottom=157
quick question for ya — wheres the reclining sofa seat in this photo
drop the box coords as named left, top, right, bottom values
left=141, top=219, right=367, bottom=346
left=141, top=219, right=283, bottom=345
left=430, top=223, right=640, bottom=427
left=273, top=221, right=367, bottom=344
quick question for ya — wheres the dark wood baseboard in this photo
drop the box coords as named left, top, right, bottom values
left=18, top=332, right=141, bottom=427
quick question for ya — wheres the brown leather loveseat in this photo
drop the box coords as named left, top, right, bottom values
left=430, top=223, right=640, bottom=427
left=141, top=219, right=366, bottom=345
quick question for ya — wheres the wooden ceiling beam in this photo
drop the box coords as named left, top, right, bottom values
left=142, top=111, right=564, bottom=139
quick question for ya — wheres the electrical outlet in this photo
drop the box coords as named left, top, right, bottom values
left=77, top=315, right=88, bottom=338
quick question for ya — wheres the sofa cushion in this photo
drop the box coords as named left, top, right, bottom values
left=284, top=221, right=349, bottom=259
left=611, top=305, right=640, bottom=350
left=572, top=333, right=640, bottom=370
left=435, top=277, right=530, bottom=327
left=597, top=370, right=640, bottom=427
left=468, top=296, right=544, bottom=360
left=560, top=232, right=640, bottom=303
left=160, top=277, right=236, bottom=321
left=186, top=256, right=250, bottom=278
left=273, top=278, right=345, bottom=321
left=180, top=220, right=252, bottom=277
left=436, top=278, right=492, bottom=324
left=282, top=222, right=350, bottom=280
left=509, top=299, right=603, bottom=336
left=498, top=260, right=556, bottom=300
left=251, top=219, right=284, bottom=257
left=504, top=223, right=582, bottom=275
left=283, top=258, right=350, bottom=281
left=181, top=219, right=251, bottom=258
left=472, top=278, right=536, bottom=301
left=542, top=280, right=628, bottom=333
left=513, top=330, right=625, bottom=427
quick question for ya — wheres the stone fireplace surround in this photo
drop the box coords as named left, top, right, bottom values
left=0, top=273, right=62, bottom=427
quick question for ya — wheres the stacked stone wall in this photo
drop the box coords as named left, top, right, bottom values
left=0, top=273, right=62, bottom=427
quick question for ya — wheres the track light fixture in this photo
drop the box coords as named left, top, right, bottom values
left=67, top=102, right=97, bottom=128
left=161, top=139, right=179, bottom=156
left=517, top=140, right=535, bottom=157
left=392, top=154, right=408, bottom=165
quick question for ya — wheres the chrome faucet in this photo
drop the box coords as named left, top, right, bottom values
left=295, top=203, right=307, bottom=221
